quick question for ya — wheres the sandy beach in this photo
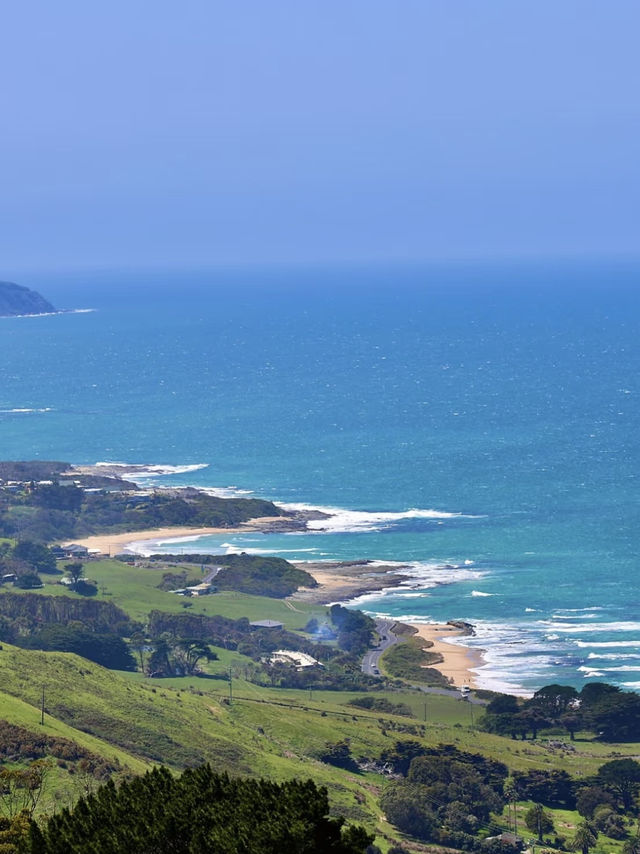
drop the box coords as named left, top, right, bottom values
left=68, top=529, right=485, bottom=688
left=409, top=623, right=483, bottom=689
left=291, top=562, right=484, bottom=688
left=64, top=516, right=287, bottom=555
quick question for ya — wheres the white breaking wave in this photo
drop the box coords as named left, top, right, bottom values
left=197, top=486, right=254, bottom=498
left=340, top=561, right=486, bottom=609
left=554, top=607, right=605, bottom=612
left=594, top=665, right=640, bottom=672
left=471, top=590, right=493, bottom=597
left=574, top=640, right=640, bottom=648
left=95, top=462, right=209, bottom=479
left=538, top=621, right=640, bottom=633
left=279, top=501, right=481, bottom=533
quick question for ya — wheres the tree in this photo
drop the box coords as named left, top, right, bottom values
left=31, top=765, right=373, bottom=853
left=317, top=740, right=359, bottom=772
left=171, top=639, right=218, bottom=676
left=598, top=759, right=640, bottom=810
left=623, top=835, right=640, bottom=854
left=129, top=631, right=147, bottom=672
left=588, top=692, right=640, bottom=742
left=380, top=783, right=436, bottom=841
left=560, top=713, right=582, bottom=740
left=531, top=684, right=578, bottom=718
left=576, top=786, right=616, bottom=819
left=11, top=541, right=56, bottom=574
left=0, top=761, right=49, bottom=819
left=570, top=821, right=598, bottom=854
left=525, top=803, right=554, bottom=842
left=14, top=572, right=42, bottom=590
left=64, top=562, right=84, bottom=590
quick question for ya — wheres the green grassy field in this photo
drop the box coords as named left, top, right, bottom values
left=2, top=556, right=640, bottom=851
left=28, top=558, right=327, bottom=627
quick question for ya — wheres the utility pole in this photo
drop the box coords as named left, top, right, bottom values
left=423, top=701, right=427, bottom=722
left=40, top=685, right=45, bottom=725
left=228, top=667, right=233, bottom=704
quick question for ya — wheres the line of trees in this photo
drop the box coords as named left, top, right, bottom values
left=25, top=765, right=373, bottom=854
left=480, top=682, right=640, bottom=742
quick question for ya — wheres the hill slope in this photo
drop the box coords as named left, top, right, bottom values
left=0, top=281, right=56, bottom=316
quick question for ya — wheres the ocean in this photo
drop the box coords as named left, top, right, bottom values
left=2, top=261, right=639, bottom=695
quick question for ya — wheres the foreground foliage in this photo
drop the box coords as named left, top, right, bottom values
left=26, top=765, right=373, bottom=854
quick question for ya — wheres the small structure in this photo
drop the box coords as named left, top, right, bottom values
left=269, top=650, right=322, bottom=670
left=62, top=544, right=89, bottom=559
left=250, top=620, right=284, bottom=630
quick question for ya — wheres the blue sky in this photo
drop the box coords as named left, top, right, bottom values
left=1, top=1, right=639, bottom=271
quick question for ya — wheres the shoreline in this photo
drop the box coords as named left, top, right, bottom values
left=67, top=519, right=487, bottom=690
left=64, top=517, right=287, bottom=555
left=290, top=562, right=485, bottom=689
left=408, top=623, right=483, bottom=690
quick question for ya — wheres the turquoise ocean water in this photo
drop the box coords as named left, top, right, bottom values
left=1, top=262, right=639, bottom=694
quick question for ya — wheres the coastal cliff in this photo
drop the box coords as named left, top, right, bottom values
left=0, top=280, right=56, bottom=316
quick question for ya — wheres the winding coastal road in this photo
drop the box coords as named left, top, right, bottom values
left=361, top=619, right=400, bottom=676
left=362, top=619, right=485, bottom=705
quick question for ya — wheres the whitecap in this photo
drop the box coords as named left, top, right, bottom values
left=471, top=590, right=493, bottom=597
left=94, top=461, right=209, bottom=479
left=279, top=501, right=482, bottom=533
left=575, top=640, right=640, bottom=648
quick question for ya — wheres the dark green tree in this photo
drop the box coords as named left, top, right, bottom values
left=598, top=759, right=640, bottom=810
left=570, top=821, right=598, bottom=854
left=524, top=803, right=554, bottom=842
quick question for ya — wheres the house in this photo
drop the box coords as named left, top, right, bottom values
left=62, top=544, right=89, bottom=559
left=269, top=650, right=322, bottom=670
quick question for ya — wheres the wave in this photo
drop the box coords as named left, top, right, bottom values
left=537, top=621, right=640, bottom=634
left=594, top=665, right=640, bottom=673
left=279, top=501, right=482, bottom=533
left=554, top=607, right=605, bottom=612
left=197, top=486, right=254, bottom=498
left=1, top=308, right=96, bottom=318
left=340, top=561, right=486, bottom=609
left=574, top=640, right=640, bottom=648
left=525, top=608, right=539, bottom=612
left=471, top=590, right=493, bottom=597
left=94, top=462, right=209, bottom=480
left=579, top=668, right=606, bottom=678
left=0, top=407, right=53, bottom=414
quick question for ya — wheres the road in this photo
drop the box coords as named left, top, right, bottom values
left=361, top=619, right=400, bottom=676
left=362, top=618, right=485, bottom=705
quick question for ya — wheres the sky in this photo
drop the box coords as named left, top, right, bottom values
left=1, top=1, right=639, bottom=272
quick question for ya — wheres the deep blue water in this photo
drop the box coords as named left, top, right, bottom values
left=2, top=262, right=639, bottom=693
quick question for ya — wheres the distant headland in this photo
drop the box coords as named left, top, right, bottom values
left=0, top=280, right=56, bottom=316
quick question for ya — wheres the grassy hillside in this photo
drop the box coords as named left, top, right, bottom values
left=1, top=638, right=639, bottom=850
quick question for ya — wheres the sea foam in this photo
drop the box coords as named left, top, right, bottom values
left=279, top=501, right=481, bottom=533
